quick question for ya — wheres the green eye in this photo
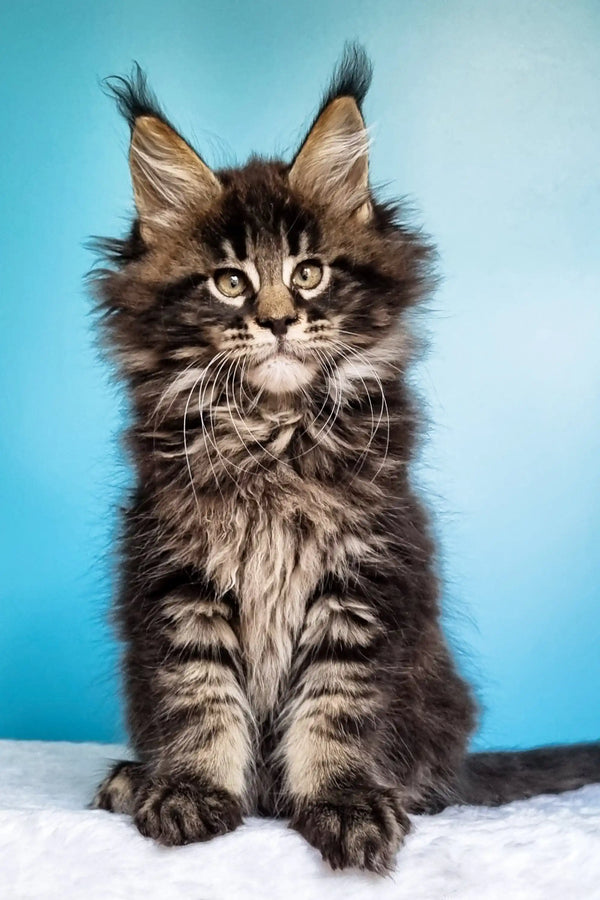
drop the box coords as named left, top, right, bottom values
left=214, top=268, right=248, bottom=299
left=292, top=260, right=323, bottom=291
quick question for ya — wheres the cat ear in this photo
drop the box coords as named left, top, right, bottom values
left=289, top=96, right=371, bottom=223
left=129, top=116, right=222, bottom=241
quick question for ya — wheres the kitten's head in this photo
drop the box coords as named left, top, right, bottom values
left=94, top=45, right=431, bottom=405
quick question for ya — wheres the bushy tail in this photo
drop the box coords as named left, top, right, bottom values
left=458, top=741, right=600, bottom=807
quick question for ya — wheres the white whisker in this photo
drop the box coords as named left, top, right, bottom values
left=328, top=339, right=390, bottom=481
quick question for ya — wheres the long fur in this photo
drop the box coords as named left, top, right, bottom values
left=91, top=44, right=600, bottom=874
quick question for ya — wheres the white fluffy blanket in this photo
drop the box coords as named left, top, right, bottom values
left=1, top=740, right=599, bottom=899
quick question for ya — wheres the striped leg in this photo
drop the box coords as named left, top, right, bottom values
left=280, top=592, right=409, bottom=873
left=95, top=584, right=254, bottom=846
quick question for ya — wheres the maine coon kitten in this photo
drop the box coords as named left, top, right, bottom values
left=92, top=46, right=600, bottom=873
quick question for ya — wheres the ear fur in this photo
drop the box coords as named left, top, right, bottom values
left=129, top=116, right=221, bottom=240
left=289, top=43, right=373, bottom=222
left=104, top=65, right=221, bottom=242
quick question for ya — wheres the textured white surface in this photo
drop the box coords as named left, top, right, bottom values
left=0, top=740, right=599, bottom=900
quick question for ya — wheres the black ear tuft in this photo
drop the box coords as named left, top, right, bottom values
left=102, top=63, right=167, bottom=132
left=320, top=42, right=373, bottom=112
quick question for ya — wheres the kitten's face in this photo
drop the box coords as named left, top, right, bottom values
left=134, top=162, right=402, bottom=398
left=201, top=195, right=334, bottom=397
left=97, top=68, right=429, bottom=408
left=156, top=172, right=338, bottom=397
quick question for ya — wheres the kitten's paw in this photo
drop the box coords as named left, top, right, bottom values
left=133, top=776, right=243, bottom=846
left=291, top=786, right=409, bottom=874
left=92, top=760, right=143, bottom=815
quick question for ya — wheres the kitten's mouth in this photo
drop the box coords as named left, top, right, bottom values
left=274, top=340, right=303, bottom=360
left=246, top=344, right=316, bottom=394
left=256, top=338, right=307, bottom=363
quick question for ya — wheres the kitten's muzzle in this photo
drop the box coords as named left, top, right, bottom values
left=255, top=314, right=299, bottom=338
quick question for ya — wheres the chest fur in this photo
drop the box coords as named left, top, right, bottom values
left=200, top=486, right=353, bottom=718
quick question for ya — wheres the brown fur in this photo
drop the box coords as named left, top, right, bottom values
left=91, top=47, right=600, bottom=873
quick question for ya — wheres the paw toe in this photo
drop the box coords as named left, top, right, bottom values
left=292, top=787, right=408, bottom=874
left=92, top=761, right=142, bottom=815
left=134, top=778, right=242, bottom=846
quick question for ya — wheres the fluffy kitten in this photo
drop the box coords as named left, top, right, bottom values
left=92, top=45, right=600, bottom=873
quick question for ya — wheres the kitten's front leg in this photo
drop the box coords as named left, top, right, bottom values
left=96, top=583, right=253, bottom=846
left=280, top=592, right=409, bottom=873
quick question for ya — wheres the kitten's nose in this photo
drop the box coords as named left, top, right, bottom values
left=255, top=285, right=296, bottom=337
left=256, top=314, right=298, bottom=337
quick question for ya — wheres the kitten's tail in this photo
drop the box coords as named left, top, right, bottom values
left=457, top=741, right=600, bottom=807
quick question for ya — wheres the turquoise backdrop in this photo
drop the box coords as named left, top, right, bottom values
left=1, top=0, right=598, bottom=749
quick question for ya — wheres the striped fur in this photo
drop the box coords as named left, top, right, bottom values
left=90, top=45, right=600, bottom=874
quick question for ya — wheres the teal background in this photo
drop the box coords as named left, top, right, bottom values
left=1, top=1, right=598, bottom=749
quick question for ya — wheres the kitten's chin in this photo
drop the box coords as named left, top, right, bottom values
left=247, top=356, right=316, bottom=394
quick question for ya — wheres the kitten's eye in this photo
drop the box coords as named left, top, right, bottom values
left=292, top=260, right=323, bottom=291
left=214, top=268, right=249, bottom=299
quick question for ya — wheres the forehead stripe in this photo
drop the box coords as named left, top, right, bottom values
left=285, top=221, right=302, bottom=257
left=279, top=205, right=311, bottom=256
left=222, top=221, right=248, bottom=261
